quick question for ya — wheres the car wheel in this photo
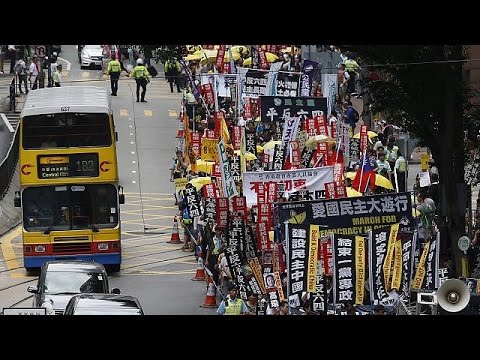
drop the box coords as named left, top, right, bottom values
left=26, top=267, right=39, bottom=273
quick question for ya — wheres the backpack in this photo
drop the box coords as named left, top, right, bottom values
left=352, top=108, right=360, bottom=123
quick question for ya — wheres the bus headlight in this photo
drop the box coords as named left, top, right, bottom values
left=98, top=243, right=108, bottom=251
left=34, top=245, right=46, bottom=253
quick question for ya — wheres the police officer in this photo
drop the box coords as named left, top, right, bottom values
left=106, top=54, right=121, bottom=96
left=53, top=64, right=62, bottom=87
left=130, top=58, right=151, bottom=102
left=216, top=283, right=248, bottom=315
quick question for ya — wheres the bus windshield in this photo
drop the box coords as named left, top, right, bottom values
left=22, top=113, right=112, bottom=149
left=22, top=184, right=118, bottom=232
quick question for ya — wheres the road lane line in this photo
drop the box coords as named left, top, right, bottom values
left=58, top=56, right=71, bottom=71
left=0, top=226, right=22, bottom=270
left=144, top=110, right=153, bottom=117
left=0, top=113, right=14, bottom=132
left=120, top=109, right=128, bottom=116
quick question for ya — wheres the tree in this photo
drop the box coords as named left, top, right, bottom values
left=340, top=45, right=478, bottom=274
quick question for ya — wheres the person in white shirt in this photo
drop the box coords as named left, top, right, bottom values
left=28, top=56, right=40, bottom=90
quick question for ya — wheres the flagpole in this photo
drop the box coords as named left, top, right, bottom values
left=335, top=137, right=342, bottom=164
left=364, top=172, right=371, bottom=194
left=356, top=149, right=366, bottom=192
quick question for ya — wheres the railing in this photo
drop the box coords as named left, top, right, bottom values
left=0, top=120, right=19, bottom=199
left=9, top=77, right=16, bottom=112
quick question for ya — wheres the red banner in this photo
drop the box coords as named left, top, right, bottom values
left=324, top=182, right=336, bottom=199
left=203, top=183, right=218, bottom=198
left=316, top=115, right=328, bottom=136
left=215, top=45, right=226, bottom=70
left=330, top=121, right=337, bottom=139
left=215, top=197, right=229, bottom=228
left=214, top=111, right=223, bottom=136
left=333, top=162, right=344, bottom=185
left=263, top=153, right=270, bottom=170
left=289, top=141, right=301, bottom=169
left=266, top=182, right=277, bottom=204
left=213, top=163, right=221, bottom=177
left=258, top=46, right=269, bottom=70
left=205, top=129, right=216, bottom=139
left=201, top=83, right=215, bottom=105
left=257, top=183, right=266, bottom=204
left=190, top=131, right=201, bottom=155
left=321, top=237, right=333, bottom=275
left=222, top=62, right=231, bottom=74
left=305, top=117, right=317, bottom=136
left=232, top=196, right=247, bottom=220
left=360, top=124, right=368, bottom=154
left=243, top=97, right=253, bottom=119
left=335, top=184, right=346, bottom=198
left=232, top=126, right=241, bottom=150
left=258, top=203, right=271, bottom=227
left=256, top=221, right=271, bottom=251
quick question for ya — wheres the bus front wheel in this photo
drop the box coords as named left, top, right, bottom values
left=108, top=264, right=121, bottom=273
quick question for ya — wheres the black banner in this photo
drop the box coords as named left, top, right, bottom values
left=276, top=72, right=300, bottom=97
left=399, top=224, right=415, bottom=299
left=349, top=138, right=360, bottom=163
left=287, top=223, right=310, bottom=308
left=300, top=146, right=315, bottom=169
left=184, top=185, right=201, bottom=218
left=423, top=232, right=439, bottom=290
left=244, top=224, right=258, bottom=260
left=332, top=234, right=365, bottom=305
left=260, top=96, right=327, bottom=123
left=244, top=69, right=268, bottom=96
left=203, top=197, right=216, bottom=224
left=277, top=192, right=413, bottom=239
left=369, top=226, right=391, bottom=304
left=312, top=273, right=328, bottom=314
left=230, top=155, right=241, bottom=183
left=273, top=144, right=285, bottom=171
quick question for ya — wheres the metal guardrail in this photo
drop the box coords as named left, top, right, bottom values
left=0, top=117, right=19, bottom=200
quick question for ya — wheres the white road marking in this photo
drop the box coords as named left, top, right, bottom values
left=130, top=141, right=134, bottom=145
left=132, top=170, right=137, bottom=173
left=132, top=161, right=136, bottom=164
left=0, top=113, right=14, bottom=132
left=131, top=151, right=135, bottom=154
left=58, top=56, right=71, bottom=71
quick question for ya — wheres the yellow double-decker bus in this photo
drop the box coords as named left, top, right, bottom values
left=14, top=86, right=124, bottom=272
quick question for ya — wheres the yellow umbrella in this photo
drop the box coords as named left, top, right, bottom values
left=262, top=140, right=282, bottom=150
left=193, top=49, right=205, bottom=56
left=187, top=45, right=202, bottom=53
left=374, top=174, right=394, bottom=190
left=254, top=116, right=261, bottom=122
left=231, top=45, right=248, bottom=53
left=306, top=135, right=336, bottom=148
left=184, top=53, right=202, bottom=61
left=187, top=176, right=212, bottom=191
left=257, top=145, right=264, bottom=153
left=346, top=187, right=362, bottom=197
left=186, top=159, right=214, bottom=174
left=242, top=52, right=279, bottom=67
left=353, top=131, right=378, bottom=139
left=234, top=150, right=257, bottom=161
left=345, top=171, right=357, bottom=180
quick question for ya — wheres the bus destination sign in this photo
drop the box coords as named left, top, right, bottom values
left=37, top=153, right=100, bottom=179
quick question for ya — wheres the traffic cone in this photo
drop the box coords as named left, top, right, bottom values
left=167, top=216, right=182, bottom=244
left=191, top=254, right=206, bottom=281
left=201, top=275, right=217, bottom=308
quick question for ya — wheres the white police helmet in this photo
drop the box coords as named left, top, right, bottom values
left=136, top=58, right=143, bottom=65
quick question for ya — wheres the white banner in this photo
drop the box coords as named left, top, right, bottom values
left=218, top=140, right=238, bottom=199
left=201, top=74, right=237, bottom=98
left=321, top=74, right=338, bottom=117
left=242, top=166, right=334, bottom=206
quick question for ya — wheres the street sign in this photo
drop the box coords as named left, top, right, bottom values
left=34, top=45, right=47, bottom=58
left=458, top=235, right=471, bottom=254
left=2, top=307, right=46, bottom=315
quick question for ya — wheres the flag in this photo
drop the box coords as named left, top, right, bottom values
left=351, top=151, right=375, bottom=192
left=220, top=113, right=233, bottom=150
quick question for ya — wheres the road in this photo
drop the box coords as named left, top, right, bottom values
left=0, top=45, right=217, bottom=315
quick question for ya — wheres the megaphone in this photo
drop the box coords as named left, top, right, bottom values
left=436, top=279, right=470, bottom=313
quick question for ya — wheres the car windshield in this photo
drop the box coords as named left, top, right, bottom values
left=84, top=45, right=102, bottom=50
left=44, top=271, right=106, bottom=294
left=73, top=299, right=142, bottom=315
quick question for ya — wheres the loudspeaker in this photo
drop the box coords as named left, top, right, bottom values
left=437, top=279, right=470, bottom=313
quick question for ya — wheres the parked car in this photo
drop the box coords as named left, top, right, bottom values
left=64, top=294, right=144, bottom=315
left=80, top=45, right=104, bottom=69
left=27, top=260, right=120, bottom=315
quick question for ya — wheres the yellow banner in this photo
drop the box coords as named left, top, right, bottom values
left=39, top=156, right=69, bottom=165
left=273, top=271, right=285, bottom=301
left=249, top=258, right=266, bottom=295
left=307, top=225, right=320, bottom=292
left=174, top=177, right=187, bottom=192
left=412, top=241, right=430, bottom=289
left=383, top=223, right=398, bottom=292
left=421, top=154, right=430, bottom=172
left=355, top=236, right=365, bottom=305
left=391, top=239, right=403, bottom=291
left=201, top=138, right=219, bottom=162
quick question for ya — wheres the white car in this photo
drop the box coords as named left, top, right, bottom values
left=80, top=45, right=104, bottom=69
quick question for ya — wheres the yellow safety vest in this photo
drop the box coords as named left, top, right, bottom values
left=224, top=298, right=244, bottom=315
left=107, top=60, right=121, bottom=74
left=53, top=71, right=60, bottom=83
left=397, top=157, right=407, bottom=172
left=132, top=65, right=150, bottom=80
